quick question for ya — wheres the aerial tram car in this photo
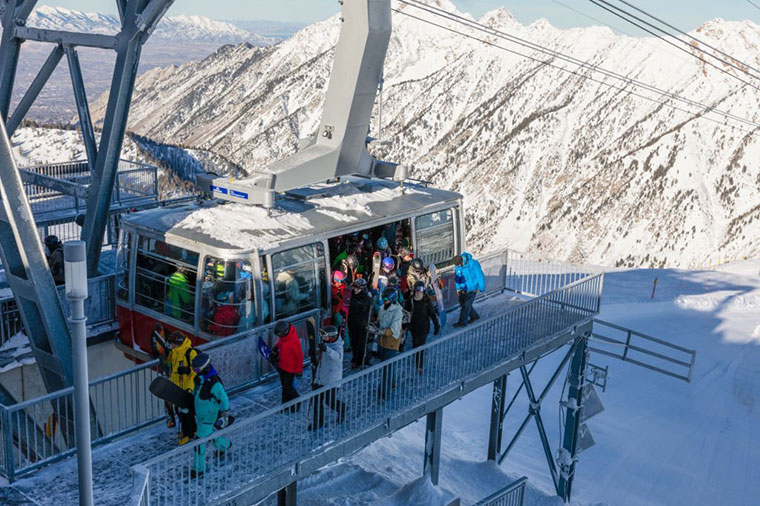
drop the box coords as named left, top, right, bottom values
left=112, top=0, right=465, bottom=360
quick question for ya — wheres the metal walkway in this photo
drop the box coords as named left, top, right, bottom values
left=133, top=273, right=602, bottom=505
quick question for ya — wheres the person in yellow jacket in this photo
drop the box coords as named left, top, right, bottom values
left=168, top=331, right=198, bottom=445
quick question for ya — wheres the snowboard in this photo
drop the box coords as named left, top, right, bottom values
left=428, top=263, right=448, bottom=328
left=258, top=335, right=273, bottom=363
left=305, top=316, right=320, bottom=384
left=361, top=301, right=378, bottom=368
left=371, top=252, right=382, bottom=290
left=149, top=376, right=193, bottom=410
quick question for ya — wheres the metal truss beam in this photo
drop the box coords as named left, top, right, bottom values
left=276, top=482, right=297, bottom=506
left=13, top=27, right=116, bottom=50
left=497, top=342, right=579, bottom=496
left=487, top=374, right=507, bottom=461
left=19, top=169, right=89, bottom=199
left=558, top=334, right=590, bottom=502
left=424, top=408, right=443, bottom=485
left=82, top=0, right=175, bottom=275
left=0, top=119, right=74, bottom=393
left=7, top=44, right=63, bottom=135
left=64, top=46, right=98, bottom=173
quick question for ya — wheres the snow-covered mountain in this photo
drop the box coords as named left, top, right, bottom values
left=92, top=0, right=760, bottom=269
left=27, top=5, right=274, bottom=45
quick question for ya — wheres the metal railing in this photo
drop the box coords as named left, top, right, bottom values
left=0, top=275, right=117, bottom=348
left=474, top=477, right=528, bottom=506
left=135, top=273, right=602, bottom=505
left=589, top=319, right=696, bottom=382
left=0, top=309, right=321, bottom=481
left=504, top=250, right=595, bottom=297
left=22, top=160, right=159, bottom=216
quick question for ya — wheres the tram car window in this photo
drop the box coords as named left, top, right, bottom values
left=272, top=242, right=326, bottom=318
left=134, top=235, right=198, bottom=325
left=116, top=231, right=132, bottom=302
left=200, top=257, right=254, bottom=337
left=415, top=209, right=456, bottom=268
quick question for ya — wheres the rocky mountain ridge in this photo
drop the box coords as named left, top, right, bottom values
left=93, top=0, right=760, bottom=268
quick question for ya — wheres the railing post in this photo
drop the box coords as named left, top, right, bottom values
left=487, top=374, right=507, bottom=461
left=1, top=406, right=15, bottom=482
left=424, top=408, right=443, bottom=486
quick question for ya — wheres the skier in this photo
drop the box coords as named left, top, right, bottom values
left=453, top=253, right=486, bottom=328
left=275, top=269, right=310, bottom=316
left=406, top=258, right=431, bottom=295
left=331, top=269, right=352, bottom=351
left=397, top=247, right=414, bottom=295
left=208, top=293, right=240, bottom=337
left=273, top=320, right=304, bottom=409
left=190, top=352, right=232, bottom=478
left=44, top=235, right=65, bottom=285
left=377, top=288, right=403, bottom=401
left=374, top=256, right=396, bottom=296
left=310, top=326, right=346, bottom=430
left=166, top=267, right=192, bottom=321
left=347, top=278, right=372, bottom=368
left=375, top=236, right=393, bottom=259
left=404, top=281, right=440, bottom=373
left=167, top=331, right=198, bottom=445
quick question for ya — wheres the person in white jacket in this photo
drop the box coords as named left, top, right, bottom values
left=310, top=325, right=346, bottom=430
left=377, top=288, right=403, bottom=401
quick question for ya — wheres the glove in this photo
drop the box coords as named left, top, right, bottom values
left=319, top=343, right=327, bottom=352
left=177, top=366, right=191, bottom=375
left=177, top=407, right=190, bottom=415
left=214, top=411, right=230, bottom=430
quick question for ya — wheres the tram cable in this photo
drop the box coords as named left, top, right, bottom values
left=613, top=0, right=760, bottom=80
left=747, top=0, right=760, bottom=12
left=586, top=0, right=760, bottom=89
left=394, top=0, right=760, bottom=134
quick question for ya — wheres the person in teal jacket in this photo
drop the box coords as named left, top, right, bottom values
left=453, top=252, right=485, bottom=328
left=190, top=353, right=232, bottom=477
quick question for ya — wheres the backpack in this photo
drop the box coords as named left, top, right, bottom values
left=198, top=374, right=223, bottom=402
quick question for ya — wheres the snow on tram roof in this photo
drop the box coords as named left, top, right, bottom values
left=124, top=178, right=461, bottom=253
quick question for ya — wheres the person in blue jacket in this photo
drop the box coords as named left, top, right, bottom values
left=453, top=252, right=485, bottom=328
left=190, top=353, right=232, bottom=477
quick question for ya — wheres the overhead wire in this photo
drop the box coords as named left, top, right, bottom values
left=745, top=0, right=760, bottom=12
left=615, top=0, right=760, bottom=79
left=586, top=0, right=760, bottom=90
left=394, top=0, right=760, bottom=134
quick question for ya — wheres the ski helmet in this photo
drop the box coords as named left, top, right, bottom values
left=168, top=331, right=186, bottom=346
left=333, top=270, right=346, bottom=284
left=319, top=325, right=339, bottom=343
left=44, top=235, right=61, bottom=251
left=352, top=278, right=367, bottom=290
left=274, top=320, right=291, bottom=338
left=191, top=352, right=211, bottom=373
left=346, top=241, right=359, bottom=255
left=376, top=237, right=388, bottom=250
left=411, top=258, right=425, bottom=271
left=382, top=287, right=398, bottom=303
left=382, top=256, right=395, bottom=272
left=388, top=274, right=399, bottom=288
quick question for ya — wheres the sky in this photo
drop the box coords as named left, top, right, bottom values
left=44, top=0, right=760, bottom=30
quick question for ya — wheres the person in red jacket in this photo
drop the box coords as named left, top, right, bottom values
left=273, top=320, right=304, bottom=409
left=208, top=295, right=240, bottom=337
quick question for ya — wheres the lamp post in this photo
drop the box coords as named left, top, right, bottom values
left=64, top=240, right=93, bottom=506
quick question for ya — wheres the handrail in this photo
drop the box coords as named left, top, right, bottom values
left=136, top=273, right=602, bottom=505
left=474, top=476, right=528, bottom=506
left=589, top=318, right=696, bottom=383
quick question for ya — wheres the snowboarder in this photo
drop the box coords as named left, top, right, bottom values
left=167, top=331, right=198, bottom=445
left=273, top=320, right=304, bottom=410
left=44, top=235, right=65, bottom=285
left=404, top=281, right=440, bottom=373
left=377, top=288, right=403, bottom=401
left=190, top=352, right=231, bottom=478
left=453, top=253, right=485, bottom=328
left=310, top=326, right=346, bottom=430
left=347, top=278, right=372, bottom=369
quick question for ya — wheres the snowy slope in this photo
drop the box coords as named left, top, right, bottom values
left=26, top=5, right=274, bottom=45
left=99, top=0, right=760, bottom=269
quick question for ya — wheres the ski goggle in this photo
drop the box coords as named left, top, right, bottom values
left=414, top=285, right=425, bottom=292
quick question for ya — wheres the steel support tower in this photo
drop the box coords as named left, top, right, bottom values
left=0, top=0, right=174, bottom=393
